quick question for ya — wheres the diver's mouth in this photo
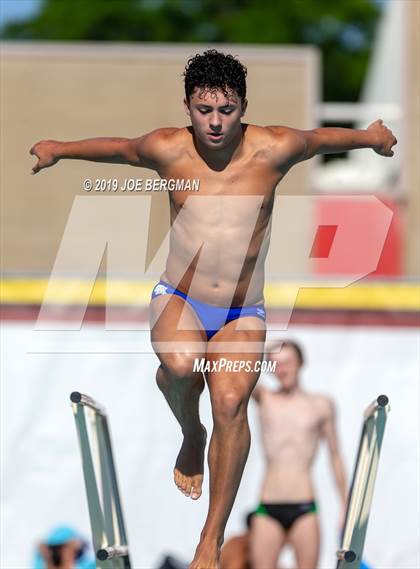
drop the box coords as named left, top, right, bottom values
left=207, top=132, right=224, bottom=141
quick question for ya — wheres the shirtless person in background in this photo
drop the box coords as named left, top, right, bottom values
left=251, top=340, right=347, bottom=569
left=30, top=50, right=396, bottom=569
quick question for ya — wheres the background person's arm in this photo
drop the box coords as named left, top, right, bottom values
left=251, top=385, right=266, bottom=403
left=321, top=398, right=348, bottom=528
left=29, top=128, right=173, bottom=174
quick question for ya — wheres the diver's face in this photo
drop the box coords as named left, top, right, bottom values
left=185, top=87, right=246, bottom=149
left=270, top=346, right=301, bottom=391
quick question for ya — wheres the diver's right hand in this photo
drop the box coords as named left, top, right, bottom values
left=30, top=140, right=61, bottom=174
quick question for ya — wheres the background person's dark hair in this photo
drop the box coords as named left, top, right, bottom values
left=267, top=339, right=305, bottom=366
left=183, top=49, right=247, bottom=103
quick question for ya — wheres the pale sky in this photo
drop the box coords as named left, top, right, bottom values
left=0, top=0, right=41, bottom=27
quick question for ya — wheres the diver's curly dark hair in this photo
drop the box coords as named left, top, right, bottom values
left=183, top=49, right=247, bottom=102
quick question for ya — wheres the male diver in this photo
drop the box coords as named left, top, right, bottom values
left=31, top=50, right=396, bottom=569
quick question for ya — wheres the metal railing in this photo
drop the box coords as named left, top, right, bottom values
left=336, top=395, right=390, bottom=569
left=70, top=391, right=131, bottom=569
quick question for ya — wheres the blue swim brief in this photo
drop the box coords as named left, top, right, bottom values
left=151, top=280, right=266, bottom=340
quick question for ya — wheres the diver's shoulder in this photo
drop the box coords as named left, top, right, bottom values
left=243, top=123, right=295, bottom=155
left=244, top=123, right=291, bottom=141
left=145, top=127, right=192, bottom=162
left=162, top=126, right=195, bottom=150
left=148, top=127, right=186, bottom=144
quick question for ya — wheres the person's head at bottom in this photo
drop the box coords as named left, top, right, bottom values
left=33, top=526, right=94, bottom=569
left=219, top=512, right=255, bottom=569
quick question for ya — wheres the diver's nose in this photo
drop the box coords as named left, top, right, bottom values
left=209, top=112, right=222, bottom=131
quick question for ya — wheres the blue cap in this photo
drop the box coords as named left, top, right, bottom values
left=45, top=526, right=80, bottom=545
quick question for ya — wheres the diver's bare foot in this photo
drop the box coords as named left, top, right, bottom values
left=189, top=540, right=220, bottom=569
left=174, top=425, right=207, bottom=499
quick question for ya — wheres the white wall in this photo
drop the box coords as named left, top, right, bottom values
left=1, top=322, right=419, bottom=568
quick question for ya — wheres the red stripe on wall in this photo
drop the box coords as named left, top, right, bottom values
left=1, top=305, right=418, bottom=328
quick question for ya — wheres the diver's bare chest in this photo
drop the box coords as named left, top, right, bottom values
left=162, top=156, right=278, bottom=206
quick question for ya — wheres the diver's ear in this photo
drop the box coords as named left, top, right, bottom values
left=184, top=98, right=191, bottom=117
left=241, top=98, right=248, bottom=116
